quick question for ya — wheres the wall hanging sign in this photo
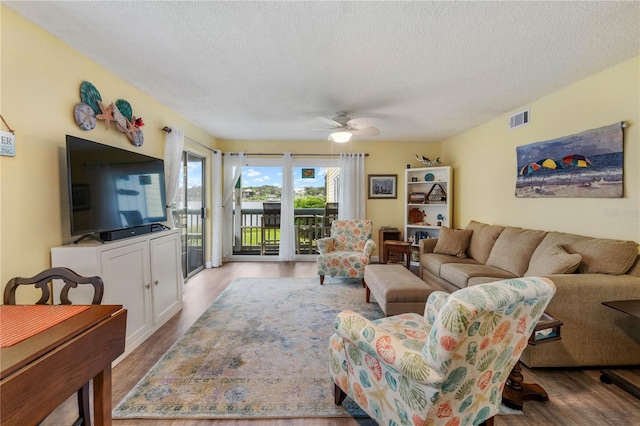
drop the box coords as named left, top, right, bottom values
left=301, top=168, right=315, bottom=179
left=74, top=81, right=145, bottom=146
left=515, top=122, right=624, bottom=198
left=1, top=115, right=16, bottom=157
left=1, top=131, right=16, bottom=157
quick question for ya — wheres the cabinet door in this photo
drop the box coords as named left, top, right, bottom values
left=101, top=241, right=152, bottom=348
left=150, top=233, right=182, bottom=325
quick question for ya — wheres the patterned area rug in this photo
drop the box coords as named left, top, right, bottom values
left=112, top=277, right=383, bottom=419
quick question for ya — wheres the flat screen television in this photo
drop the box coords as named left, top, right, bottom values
left=66, top=135, right=167, bottom=239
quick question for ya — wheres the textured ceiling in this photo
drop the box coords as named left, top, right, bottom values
left=5, top=1, right=640, bottom=142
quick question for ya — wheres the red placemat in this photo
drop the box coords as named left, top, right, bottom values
left=0, top=305, right=90, bottom=347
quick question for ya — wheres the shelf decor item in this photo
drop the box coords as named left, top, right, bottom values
left=427, top=183, right=447, bottom=203
left=408, top=208, right=425, bottom=224
left=408, top=192, right=426, bottom=204
left=424, top=173, right=435, bottom=181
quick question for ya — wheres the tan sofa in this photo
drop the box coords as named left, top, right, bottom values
left=418, top=220, right=640, bottom=368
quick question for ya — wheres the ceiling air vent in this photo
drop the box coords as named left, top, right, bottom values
left=509, top=109, right=529, bottom=129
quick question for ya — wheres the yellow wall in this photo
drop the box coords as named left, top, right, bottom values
left=216, top=139, right=442, bottom=251
left=0, top=7, right=217, bottom=293
left=442, top=56, right=640, bottom=242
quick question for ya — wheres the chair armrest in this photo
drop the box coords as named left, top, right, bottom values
left=363, top=239, right=377, bottom=256
left=423, top=291, right=449, bottom=325
left=316, top=237, right=335, bottom=254
left=334, top=310, right=443, bottom=385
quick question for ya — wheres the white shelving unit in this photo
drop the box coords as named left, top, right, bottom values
left=404, top=166, right=452, bottom=263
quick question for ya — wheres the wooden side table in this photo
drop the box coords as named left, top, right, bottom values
left=600, top=300, right=640, bottom=399
left=382, top=240, right=412, bottom=270
left=503, top=312, right=562, bottom=410
left=379, top=229, right=401, bottom=262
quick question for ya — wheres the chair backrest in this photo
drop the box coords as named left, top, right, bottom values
left=262, top=202, right=281, bottom=228
left=330, top=220, right=373, bottom=251
left=422, top=277, right=555, bottom=417
left=4, top=267, right=104, bottom=305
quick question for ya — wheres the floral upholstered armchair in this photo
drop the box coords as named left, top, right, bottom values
left=316, top=220, right=377, bottom=285
left=329, top=277, right=556, bottom=426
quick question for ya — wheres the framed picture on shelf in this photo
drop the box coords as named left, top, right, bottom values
left=368, top=174, right=397, bottom=199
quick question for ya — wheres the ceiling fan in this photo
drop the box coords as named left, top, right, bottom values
left=318, top=111, right=380, bottom=143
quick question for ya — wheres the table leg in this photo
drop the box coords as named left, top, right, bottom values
left=502, top=360, right=548, bottom=410
left=600, top=369, right=640, bottom=399
left=93, top=366, right=113, bottom=426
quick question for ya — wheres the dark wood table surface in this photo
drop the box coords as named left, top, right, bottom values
left=600, top=300, right=640, bottom=399
left=602, top=299, right=640, bottom=319
left=1, top=305, right=127, bottom=426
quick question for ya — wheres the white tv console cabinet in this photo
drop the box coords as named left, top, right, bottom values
left=51, top=229, right=183, bottom=363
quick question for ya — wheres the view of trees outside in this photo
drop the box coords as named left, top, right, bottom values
left=241, top=166, right=331, bottom=208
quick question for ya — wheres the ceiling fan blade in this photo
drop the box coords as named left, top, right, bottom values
left=318, top=117, right=341, bottom=128
left=350, top=127, right=380, bottom=136
left=346, top=118, right=377, bottom=129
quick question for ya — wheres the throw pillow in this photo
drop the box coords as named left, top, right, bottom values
left=434, top=227, right=473, bottom=258
left=465, top=221, right=505, bottom=264
left=525, top=244, right=582, bottom=276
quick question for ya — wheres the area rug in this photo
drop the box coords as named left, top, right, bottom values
left=112, top=276, right=383, bottom=419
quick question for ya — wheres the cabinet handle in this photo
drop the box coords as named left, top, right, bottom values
left=154, top=280, right=159, bottom=286
left=145, top=283, right=151, bottom=289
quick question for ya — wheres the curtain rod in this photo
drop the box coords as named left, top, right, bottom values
left=162, top=127, right=220, bottom=153
left=228, top=152, right=369, bottom=157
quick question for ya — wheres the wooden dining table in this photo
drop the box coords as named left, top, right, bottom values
left=1, top=304, right=127, bottom=426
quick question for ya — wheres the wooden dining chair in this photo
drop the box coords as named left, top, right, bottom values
left=4, top=267, right=105, bottom=426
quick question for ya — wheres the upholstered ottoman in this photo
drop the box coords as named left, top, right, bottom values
left=364, top=264, right=434, bottom=316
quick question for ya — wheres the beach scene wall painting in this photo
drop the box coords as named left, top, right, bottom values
left=515, top=122, right=623, bottom=198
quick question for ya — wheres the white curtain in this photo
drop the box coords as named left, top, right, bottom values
left=222, top=153, right=246, bottom=259
left=279, top=153, right=295, bottom=261
left=210, top=150, right=223, bottom=267
left=339, top=153, right=367, bottom=220
left=163, top=127, right=184, bottom=228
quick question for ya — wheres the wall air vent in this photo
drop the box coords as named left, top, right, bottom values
left=509, top=109, right=529, bottom=129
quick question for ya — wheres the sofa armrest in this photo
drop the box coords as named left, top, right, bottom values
left=316, top=237, right=335, bottom=254
left=521, top=272, right=640, bottom=367
left=334, top=310, right=443, bottom=384
left=419, top=238, right=438, bottom=256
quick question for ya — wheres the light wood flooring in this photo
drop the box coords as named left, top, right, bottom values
left=42, top=261, right=640, bottom=426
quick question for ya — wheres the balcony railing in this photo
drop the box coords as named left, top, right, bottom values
left=173, top=207, right=337, bottom=257
left=234, top=208, right=333, bottom=255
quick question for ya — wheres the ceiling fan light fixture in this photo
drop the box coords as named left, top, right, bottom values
left=330, top=130, right=352, bottom=143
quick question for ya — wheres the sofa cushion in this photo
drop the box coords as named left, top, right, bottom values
left=440, top=263, right=518, bottom=289
left=525, top=244, right=582, bottom=276
left=433, top=226, right=473, bottom=258
left=531, top=232, right=639, bottom=275
left=464, top=221, right=505, bottom=264
left=422, top=253, right=480, bottom=277
left=485, top=227, right=547, bottom=276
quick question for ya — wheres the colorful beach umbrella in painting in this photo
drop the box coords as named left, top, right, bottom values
left=519, top=162, right=541, bottom=175
left=563, top=154, right=592, bottom=184
left=536, top=158, right=563, bottom=170
left=562, top=154, right=592, bottom=167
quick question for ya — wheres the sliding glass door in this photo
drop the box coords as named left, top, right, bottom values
left=231, top=157, right=339, bottom=259
left=175, top=152, right=206, bottom=278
